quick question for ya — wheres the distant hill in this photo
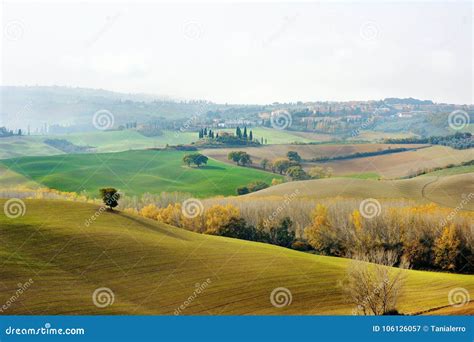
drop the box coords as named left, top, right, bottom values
left=0, top=86, right=219, bottom=132
left=383, top=97, right=434, bottom=105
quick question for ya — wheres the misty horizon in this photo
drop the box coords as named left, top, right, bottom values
left=2, top=2, right=472, bottom=105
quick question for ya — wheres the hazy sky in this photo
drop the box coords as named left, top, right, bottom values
left=1, top=1, right=473, bottom=104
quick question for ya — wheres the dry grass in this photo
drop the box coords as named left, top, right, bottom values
left=312, top=146, right=474, bottom=178
left=202, top=143, right=426, bottom=168
left=0, top=199, right=472, bottom=315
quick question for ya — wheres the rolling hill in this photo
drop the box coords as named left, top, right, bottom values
left=0, top=131, right=197, bottom=159
left=0, top=199, right=472, bottom=315
left=202, top=143, right=426, bottom=170
left=245, top=173, right=474, bottom=211
left=310, top=145, right=473, bottom=178
left=0, top=150, right=282, bottom=197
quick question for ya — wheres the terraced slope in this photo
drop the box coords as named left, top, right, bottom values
left=0, top=199, right=472, bottom=315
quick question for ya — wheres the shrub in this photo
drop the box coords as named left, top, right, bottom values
left=236, top=186, right=250, bottom=195
left=291, top=240, right=312, bottom=251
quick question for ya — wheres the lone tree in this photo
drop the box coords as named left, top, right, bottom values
left=183, top=153, right=208, bottom=167
left=99, top=188, right=120, bottom=210
left=343, top=250, right=409, bottom=315
left=260, top=158, right=269, bottom=170
left=227, top=151, right=252, bottom=166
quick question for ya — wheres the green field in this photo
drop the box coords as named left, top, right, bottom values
left=0, top=150, right=281, bottom=197
left=0, top=136, right=64, bottom=159
left=0, top=199, right=472, bottom=315
left=55, top=130, right=197, bottom=153
left=421, top=164, right=474, bottom=177
left=0, top=131, right=197, bottom=159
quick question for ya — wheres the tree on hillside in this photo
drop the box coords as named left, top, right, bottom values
left=249, top=130, right=253, bottom=141
left=228, top=151, right=241, bottom=165
left=268, top=217, right=295, bottom=247
left=287, top=151, right=302, bottom=163
left=239, top=152, right=252, bottom=166
left=344, top=250, right=409, bottom=315
left=260, top=158, right=270, bottom=170
left=308, top=166, right=333, bottom=179
left=433, top=224, right=460, bottom=271
left=243, top=126, right=248, bottom=139
left=183, top=153, right=208, bottom=167
left=227, top=151, right=252, bottom=166
left=286, top=165, right=309, bottom=180
left=272, top=158, right=291, bottom=174
left=236, top=126, right=242, bottom=139
left=99, top=188, right=120, bottom=210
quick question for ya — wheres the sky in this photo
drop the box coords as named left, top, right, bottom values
left=1, top=1, right=473, bottom=104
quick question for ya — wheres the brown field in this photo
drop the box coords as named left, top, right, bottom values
left=202, top=143, right=426, bottom=168
left=244, top=173, right=474, bottom=211
left=312, top=146, right=474, bottom=178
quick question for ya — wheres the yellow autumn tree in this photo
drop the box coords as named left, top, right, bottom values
left=204, top=204, right=240, bottom=235
left=351, top=210, right=363, bottom=232
left=139, top=204, right=160, bottom=219
left=433, top=224, right=460, bottom=271
left=156, top=203, right=182, bottom=227
left=304, top=204, right=342, bottom=255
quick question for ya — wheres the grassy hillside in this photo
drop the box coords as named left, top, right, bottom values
left=0, top=199, right=472, bottom=315
left=0, top=131, right=197, bottom=159
left=0, top=150, right=281, bottom=197
left=54, top=130, right=197, bottom=153
left=245, top=174, right=474, bottom=210
left=0, top=136, right=64, bottom=159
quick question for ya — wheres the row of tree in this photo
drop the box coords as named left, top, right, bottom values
left=227, top=150, right=332, bottom=181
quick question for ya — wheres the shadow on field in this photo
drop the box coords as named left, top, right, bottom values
left=117, top=213, right=190, bottom=241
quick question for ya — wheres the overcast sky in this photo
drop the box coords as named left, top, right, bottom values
left=1, top=1, right=472, bottom=104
